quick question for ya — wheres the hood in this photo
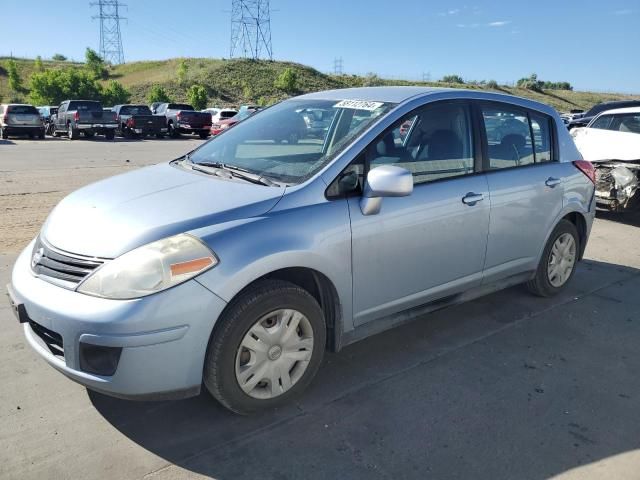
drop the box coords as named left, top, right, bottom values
left=571, top=128, right=640, bottom=162
left=42, top=163, right=285, bottom=258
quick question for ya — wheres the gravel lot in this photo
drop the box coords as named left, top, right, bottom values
left=1, top=138, right=640, bottom=479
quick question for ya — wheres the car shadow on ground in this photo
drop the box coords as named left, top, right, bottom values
left=596, top=210, right=640, bottom=228
left=0, top=139, right=16, bottom=145
left=90, top=259, right=640, bottom=479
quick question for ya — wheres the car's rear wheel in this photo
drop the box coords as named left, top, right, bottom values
left=199, top=131, right=210, bottom=139
left=527, top=219, right=579, bottom=297
left=203, top=279, right=326, bottom=415
left=105, top=130, right=115, bottom=140
left=168, top=123, right=179, bottom=138
left=68, top=124, right=78, bottom=140
left=1, top=128, right=8, bottom=139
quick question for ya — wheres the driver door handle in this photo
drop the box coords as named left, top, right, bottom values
left=462, top=192, right=484, bottom=206
left=545, top=177, right=561, bottom=188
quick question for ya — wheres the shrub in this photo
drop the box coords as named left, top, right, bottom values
left=486, top=79, right=499, bottom=89
left=147, top=85, right=171, bottom=104
left=29, top=68, right=103, bottom=105
left=362, top=72, right=384, bottom=87
left=85, top=48, right=108, bottom=79
left=441, top=74, right=464, bottom=84
left=177, top=59, right=188, bottom=86
left=274, top=67, right=298, bottom=93
left=102, top=80, right=130, bottom=106
left=7, top=59, right=23, bottom=93
left=187, top=85, right=208, bottom=110
left=52, top=54, right=67, bottom=61
left=34, top=56, right=44, bottom=72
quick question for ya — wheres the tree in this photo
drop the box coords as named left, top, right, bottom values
left=441, top=74, right=464, bottom=84
left=85, top=48, right=108, bottom=79
left=52, top=53, right=67, bottom=61
left=29, top=68, right=103, bottom=105
left=187, top=85, right=208, bottom=110
left=102, top=80, right=130, bottom=106
left=147, top=85, right=171, bottom=104
left=486, top=79, right=499, bottom=89
left=34, top=56, right=44, bottom=72
left=177, top=59, right=188, bottom=85
left=7, top=59, right=23, bottom=93
left=274, top=67, right=298, bottom=93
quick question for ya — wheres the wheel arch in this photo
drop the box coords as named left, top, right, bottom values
left=210, top=266, right=343, bottom=353
left=562, top=211, right=588, bottom=260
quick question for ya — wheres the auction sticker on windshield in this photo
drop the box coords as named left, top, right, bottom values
left=333, top=100, right=384, bottom=111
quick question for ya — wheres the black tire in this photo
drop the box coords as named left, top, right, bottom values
left=203, top=279, right=326, bottom=415
left=168, top=123, right=179, bottom=138
left=199, top=131, right=210, bottom=139
left=527, top=219, right=579, bottom=297
left=1, top=128, right=8, bottom=139
left=155, top=133, right=164, bottom=139
left=288, top=132, right=299, bottom=144
left=104, top=130, right=115, bottom=141
left=68, top=124, right=78, bottom=140
left=38, top=131, right=45, bottom=140
left=28, top=132, right=34, bottom=139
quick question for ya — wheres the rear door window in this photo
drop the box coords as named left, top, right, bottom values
left=481, top=105, right=534, bottom=169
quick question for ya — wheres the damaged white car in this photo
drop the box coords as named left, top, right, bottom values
left=571, top=107, right=640, bottom=211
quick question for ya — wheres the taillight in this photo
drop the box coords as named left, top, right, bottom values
left=74, top=111, right=80, bottom=121
left=177, top=113, right=182, bottom=121
left=574, top=160, right=595, bottom=184
left=127, top=117, right=135, bottom=127
left=3, top=114, right=8, bottom=124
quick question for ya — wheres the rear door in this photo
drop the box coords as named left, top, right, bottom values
left=477, top=101, right=566, bottom=282
left=347, top=101, right=491, bottom=325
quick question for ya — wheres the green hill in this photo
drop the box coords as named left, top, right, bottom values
left=1, top=56, right=638, bottom=113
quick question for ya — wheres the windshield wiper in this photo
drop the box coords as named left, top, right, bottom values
left=191, top=160, right=279, bottom=187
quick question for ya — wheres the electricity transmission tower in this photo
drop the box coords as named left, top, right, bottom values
left=333, top=57, right=343, bottom=75
left=90, top=0, right=126, bottom=64
left=230, top=0, right=273, bottom=60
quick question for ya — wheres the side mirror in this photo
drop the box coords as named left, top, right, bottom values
left=360, top=165, right=413, bottom=215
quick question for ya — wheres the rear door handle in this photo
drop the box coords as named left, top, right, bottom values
left=545, top=177, right=561, bottom=188
left=462, top=192, right=484, bottom=206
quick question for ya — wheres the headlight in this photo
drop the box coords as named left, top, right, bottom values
left=77, top=234, right=217, bottom=300
left=611, top=166, right=637, bottom=189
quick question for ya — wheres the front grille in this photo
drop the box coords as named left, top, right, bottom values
left=29, top=320, right=64, bottom=358
left=31, top=238, right=104, bottom=287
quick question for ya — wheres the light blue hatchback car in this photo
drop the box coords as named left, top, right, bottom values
left=7, top=87, right=596, bottom=414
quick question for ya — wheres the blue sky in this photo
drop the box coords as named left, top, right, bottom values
left=3, top=0, right=639, bottom=93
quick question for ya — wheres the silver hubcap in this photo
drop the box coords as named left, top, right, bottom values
left=235, top=309, right=314, bottom=399
left=548, top=233, right=576, bottom=287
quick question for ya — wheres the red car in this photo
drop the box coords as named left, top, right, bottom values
left=211, top=108, right=257, bottom=136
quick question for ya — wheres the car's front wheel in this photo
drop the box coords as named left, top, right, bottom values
left=203, top=280, right=326, bottom=415
left=527, top=219, right=579, bottom=297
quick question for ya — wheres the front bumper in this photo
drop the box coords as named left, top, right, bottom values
left=8, top=242, right=227, bottom=400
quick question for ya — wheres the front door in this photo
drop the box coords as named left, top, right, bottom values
left=348, top=101, right=490, bottom=326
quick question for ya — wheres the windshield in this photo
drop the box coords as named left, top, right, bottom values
left=188, top=99, right=394, bottom=184
left=120, top=105, right=152, bottom=115
left=591, top=112, right=640, bottom=134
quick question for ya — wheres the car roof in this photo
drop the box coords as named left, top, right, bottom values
left=295, top=86, right=558, bottom=117
left=595, top=106, right=640, bottom=115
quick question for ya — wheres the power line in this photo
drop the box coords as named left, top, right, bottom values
left=90, top=0, right=126, bottom=64
left=230, top=0, right=273, bottom=60
left=333, top=57, right=343, bottom=75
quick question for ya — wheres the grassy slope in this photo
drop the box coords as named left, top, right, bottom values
left=1, top=56, right=638, bottom=112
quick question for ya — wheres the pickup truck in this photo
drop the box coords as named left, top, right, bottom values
left=113, top=104, right=167, bottom=138
left=53, top=100, right=118, bottom=140
left=153, top=103, right=211, bottom=139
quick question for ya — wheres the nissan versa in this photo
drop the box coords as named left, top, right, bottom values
left=7, top=87, right=595, bottom=414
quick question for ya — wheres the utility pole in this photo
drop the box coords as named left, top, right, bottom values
left=230, top=0, right=273, bottom=60
left=90, top=0, right=126, bottom=64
